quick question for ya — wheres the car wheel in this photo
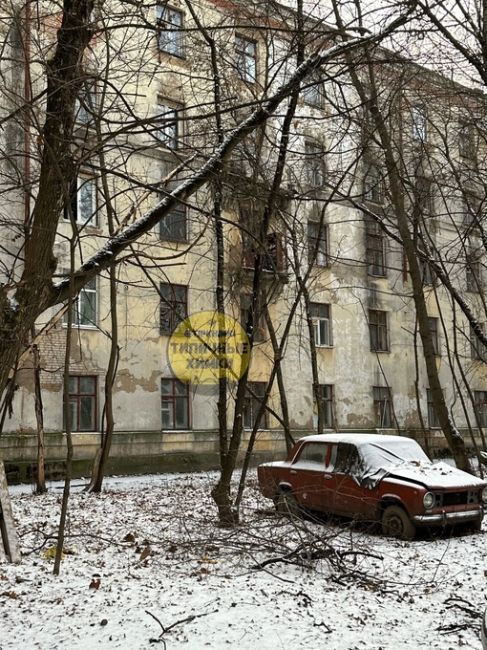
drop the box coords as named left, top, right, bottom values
left=275, top=490, right=300, bottom=517
left=381, top=505, right=416, bottom=540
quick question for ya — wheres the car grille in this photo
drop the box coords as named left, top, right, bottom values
left=434, top=491, right=479, bottom=507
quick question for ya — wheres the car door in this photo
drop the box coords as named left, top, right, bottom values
left=331, top=443, right=376, bottom=519
left=288, top=441, right=336, bottom=513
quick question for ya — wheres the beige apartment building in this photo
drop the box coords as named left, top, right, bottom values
left=1, top=0, right=486, bottom=481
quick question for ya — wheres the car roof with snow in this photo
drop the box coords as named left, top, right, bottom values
left=298, top=433, right=415, bottom=447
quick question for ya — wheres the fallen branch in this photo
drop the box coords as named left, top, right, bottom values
left=145, top=608, right=217, bottom=645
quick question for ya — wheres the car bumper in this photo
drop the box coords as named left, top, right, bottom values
left=413, top=508, right=483, bottom=526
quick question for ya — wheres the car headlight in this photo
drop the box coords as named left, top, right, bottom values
left=481, top=487, right=487, bottom=504
left=423, top=492, right=435, bottom=509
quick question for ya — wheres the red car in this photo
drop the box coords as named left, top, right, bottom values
left=258, top=434, right=487, bottom=539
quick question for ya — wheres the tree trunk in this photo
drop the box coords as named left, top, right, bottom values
left=31, top=340, right=46, bottom=494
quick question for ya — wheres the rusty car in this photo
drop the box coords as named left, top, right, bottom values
left=257, top=434, right=487, bottom=539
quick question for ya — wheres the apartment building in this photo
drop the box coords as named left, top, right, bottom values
left=1, top=0, right=486, bottom=480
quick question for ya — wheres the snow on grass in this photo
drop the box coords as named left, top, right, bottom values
left=1, top=471, right=486, bottom=649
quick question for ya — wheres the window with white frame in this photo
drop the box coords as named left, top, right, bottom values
left=65, top=276, right=97, bottom=327
left=156, top=5, right=184, bottom=57
left=235, top=35, right=256, bottom=83
left=310, top=302, right=332, bottom=347
left=63, top=175, right=97, bottom=224
left=156, top=100, right=182, bottom=149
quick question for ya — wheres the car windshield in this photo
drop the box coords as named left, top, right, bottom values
left=357, top=438, right=431, bottom=488
left=361, top=439, right=430, bottom=471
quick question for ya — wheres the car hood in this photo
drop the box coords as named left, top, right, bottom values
left=384, top=460, right=485, bottom=490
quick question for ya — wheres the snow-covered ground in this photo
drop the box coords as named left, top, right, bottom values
left=1, top=471, right=485, bottom=649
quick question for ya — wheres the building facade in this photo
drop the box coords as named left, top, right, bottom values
left=1, top=0, right=487, bottom=481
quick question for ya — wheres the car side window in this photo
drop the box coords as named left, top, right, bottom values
left=295, top=442, right=328, bottom=467
left=334, top=443, right=360, bottom=474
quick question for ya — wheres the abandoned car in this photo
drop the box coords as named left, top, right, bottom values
left=257, top=434, right=487, bottom=539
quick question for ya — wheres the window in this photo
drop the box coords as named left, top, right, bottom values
left=470, top=323, right=487, bottom=361
left=156, top=5, right=184, bottom=56
left=160, top=283, right=187, bottom=334
left=302, top=78, right=324, bottom=108
left=235, top=35, right=256, bottom=83
left=411, top=105, right=427, bottom=142
left=415, top=176, right=434, bottom=216
left=466, top=248, right=482, bottom=292
left=156, top=101, right=182, bottom=149
left=335, top=443, right=360, bottom=474
left=158, top=182, right=187, bottom=242
left=459, top=122, right=475, bottom=160
left=160, top=201, right=186, bottom=242
left=304, top=140, right=325, bottom=188
left=365, top=217, right=386, bottom=277
left=64, top=175, right=97, bottom=224
left=373, top=386, right=393, bottom=428
left=369, top=309, right=389, bottom=352
left=420, top=258, right=434, bottom=286
left=66, top=376, right=97, bottom=431
left=474, top=391, right=487, bottom=427
left=242, top=230, right=286, bottom=273
left=75, top=79, right=97, bottom=125
left=243, top=381, right=267, bottom=429
left=161, top=378, right=189, bottom=429
left=309, top=303, right=332, bottom=347
left=428, top=317, right=440, bottom=356
left=317, top=384, right=334, bottom=428
left=426, top=388, right=440, bottom=428
left=65, top=276, right=97, bottom=327
left=363, top=162, right=385, bottom=204
left=463, top=192, right=481, bottom=227
left=297, top=442, right=327, bottom=466
left=240, top=293, right=266, bottom=342
left=307, top=220, right=329, bottom=267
